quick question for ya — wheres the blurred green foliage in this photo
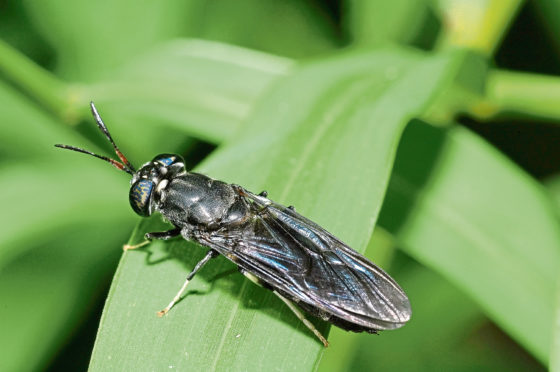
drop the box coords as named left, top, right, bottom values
left=0, top=1, right=559, bottom=371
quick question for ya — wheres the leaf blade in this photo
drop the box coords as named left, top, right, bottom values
left=90, top=47, right=462, bottom=371
left=379, top=122, right=560, bottom=364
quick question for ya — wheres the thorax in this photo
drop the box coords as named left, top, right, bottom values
left=157, top=172, right=248, bottom=229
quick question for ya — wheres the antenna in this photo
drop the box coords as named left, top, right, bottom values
left=54, top=102, right=135, bottom=175
left=89, top=102, right=135, bottom=172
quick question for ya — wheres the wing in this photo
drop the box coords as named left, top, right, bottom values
left=196, top=188, right=411, bottom=331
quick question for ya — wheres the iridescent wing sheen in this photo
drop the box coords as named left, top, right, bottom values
left=196, top=188, right=411, bottom=331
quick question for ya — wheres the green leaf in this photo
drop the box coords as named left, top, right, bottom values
left=0, top=69, right=137, bottom=371
left=321, top=264, right=483, bottom=372
left=183, top=0, right=338, bottom=58
left=90, top=47, right=461, bottom=371
left=533, top=0, right=560, bottom=56
left=22, top=0, right=192, bottom=81
left=0, top=161, right=133, bottom=269
left=21, top=1, right=335, bottom=82
left=552, top=278, right=560, bottom=372
left=547, top=175, right=560, bottom=372
left=0, top=79, right=133, bottom=268
left=345, top=0, right=432, bottom=47
left=544, top=174, right=560, bottom=212
left=86, top=39, right=293, bottom=146
left=0, top=222, right=131, bottom=372
left=0, top=39, right=68, bottom=118
left=379, top=121, right=560, bottom=364
left=322, top=260, right=545, bottom=371
left=0, top=78, right=67, bottom=158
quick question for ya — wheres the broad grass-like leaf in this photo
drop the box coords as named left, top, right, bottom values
left=22, top=1, right=333, bottom=81
left=553, top=280, right=560, bottom=372
left=544, top=175, right=560, bottom=372
left=87, top=40, right=293, bottom=146
left=322, top=264, right=482, bottom=371
left=0, top=162, right=131, bottom=269
left=0, top=79, right=136, bottom=371
left=0, top=79, right=79, bottom=158
left=545, top=174, right=560, bottom=211
left=2, top=1, right=557, bottom=371
left=0, top=39, right=285, bottom=371
left=533, top=0, right=560, bottom=56
left=323, top=259, right=545, bottom=371
left=0, top=80, right=132, bottom=268
left=89, top=47, right=461, bottom=370
left=22, top=0, right=192, bottom=80
left=180, top=0, right=338, bottom=58
left=346, top=0, right=431, bottom=47
left=379, top=122, right=560, bottom=364
left=0, top=222, right=131, bottom=372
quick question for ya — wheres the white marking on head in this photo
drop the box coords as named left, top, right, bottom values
left=156, top=179, right=169, bottom=194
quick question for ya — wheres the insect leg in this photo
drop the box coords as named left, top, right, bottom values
left=123, top=228, right=181, bottom=251
left=273, top=291, right=329, bottom=347
left=157, top=249, right=218, bottom=317
left=239, top=271, right=327, bottom=346
left=145, top=228, right=181, bottom=241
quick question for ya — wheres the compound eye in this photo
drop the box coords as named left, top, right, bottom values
left=129, top=179, right=154, bottom=216
left=152, top=153, right=182, bottom=167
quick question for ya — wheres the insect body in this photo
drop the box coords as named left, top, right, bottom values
left=56, top=103, right=411, bottom=346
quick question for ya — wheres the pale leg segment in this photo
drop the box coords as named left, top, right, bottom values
left=273, top=291, right=329, bottom=347
left=157, top=250, right=218, bottom=317
left=123, top=240, right=150, bottom=251
left=123, top=228, right=181, bottom=251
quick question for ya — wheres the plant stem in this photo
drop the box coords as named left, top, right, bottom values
left=0, top=38, right=80, bottom=122
left=435, top=0, right=523, bottom=57
left=470, top=69, right=560, bottom=122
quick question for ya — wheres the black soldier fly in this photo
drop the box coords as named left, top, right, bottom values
left=56, top=102, right=411, bottom=346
